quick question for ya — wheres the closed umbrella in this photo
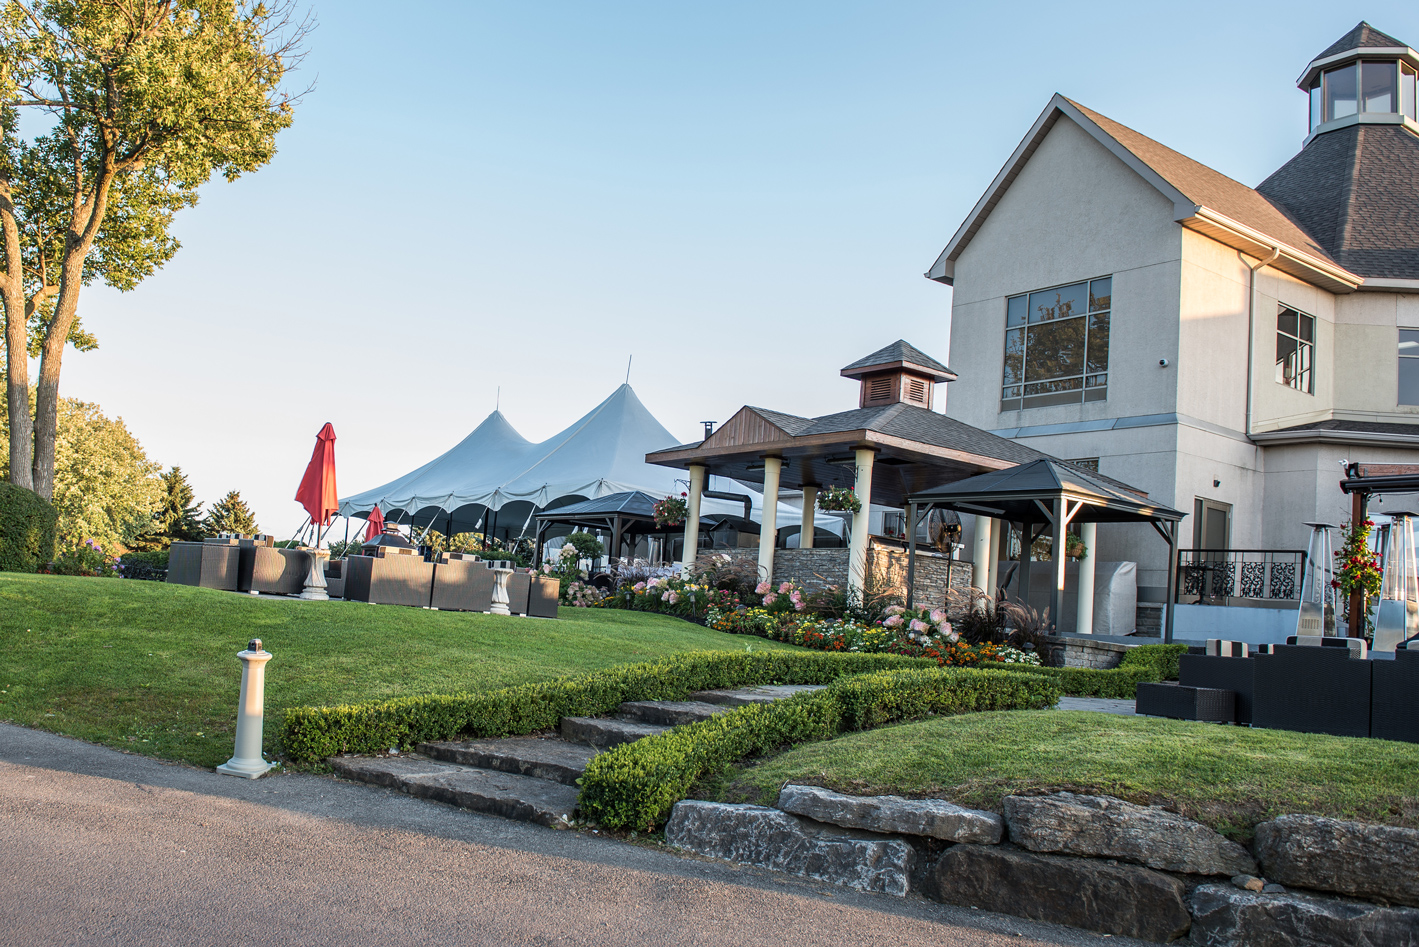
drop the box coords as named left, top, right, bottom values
left=364, top=504, right=385, bottom=542
left=295, top=423, right=339, bottom=541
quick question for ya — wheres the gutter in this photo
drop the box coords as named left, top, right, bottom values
left=1251, top=428, right=1419, bottom=448
left=1245, top=246, right=1282, bottom=439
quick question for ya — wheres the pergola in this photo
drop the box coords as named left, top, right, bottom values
left=905, top=459, right=1186, bottom=641
left=645, top=404, right=1056, bottom=595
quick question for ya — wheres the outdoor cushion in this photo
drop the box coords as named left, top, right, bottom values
left=1205, top=639, right=1248, bottom=657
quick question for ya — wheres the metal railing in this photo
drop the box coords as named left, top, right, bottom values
left=1175, top=549, right=1307, bottom=605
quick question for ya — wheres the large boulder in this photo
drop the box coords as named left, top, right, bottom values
left=1004, top=792, right=1256, bottom=876
left=925, top=844, right=1191, bottom=942
left=1254, top=814, right=1419, bottom=907
left=776, top=784, right=1003, bottom=844
left=1189, top=883, right=1419, bottom=946
left=664, top=801, right=914, bottom=896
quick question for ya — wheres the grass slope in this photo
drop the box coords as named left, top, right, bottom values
left=713, top=710, right=1419, bottom=839
left=0, top=574, right=793, bottom=768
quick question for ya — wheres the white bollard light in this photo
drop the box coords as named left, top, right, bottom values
left=216, top=638, right=275, bottom=779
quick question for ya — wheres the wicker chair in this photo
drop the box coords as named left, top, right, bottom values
left=324, top=560, right=346, bottom=599
left=528, top=576, right=560, bottom=618
left=431, top=557, right=495, bottom=612
left=507, top=570, right=532, bottom=615
left=1178, top=652, right=1257, bottom=723
left=342, top=552, right=435, bottom=607
left=1372, top=647, right=1419, bottom=743
left=1252, top=644, right=1372, bottom=738
left=166, top=540, right=241, bottom=591
left=237, top=546, right=310, bottom=595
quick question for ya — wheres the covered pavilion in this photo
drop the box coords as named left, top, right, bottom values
left=905, top=459, right=1185, bottom=640
left=646, top=341, right=1144, bottom=598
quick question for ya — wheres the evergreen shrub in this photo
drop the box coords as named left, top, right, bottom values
left=281, top=650, right=930, bottom=763
left=577, top=666, right=1062, bottom=829
left=0, top=483, right=59, bottom=573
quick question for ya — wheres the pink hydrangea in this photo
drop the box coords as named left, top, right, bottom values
left=930, top=609, right=947, bottom=624
left=778, top=582, right=793, bottom=594
left=909, top=619, right=930, bottom=633
left=633, top=582, right=646, bottom=591
left=883, top=615, right=904, bottom=628
left=763, top=593, right=777, bottom=607
left=884, top=605, right=906, bottom=617
left=947, top=631, right=960, bottom=642
left=755, top=581, right=771, bottom=594
left=939, top=621, right=954, bottom=637
left=666, top=591, right=680, bottom=605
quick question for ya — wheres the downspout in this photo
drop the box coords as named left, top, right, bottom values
left=1245, top=246, right=1282, bottom=438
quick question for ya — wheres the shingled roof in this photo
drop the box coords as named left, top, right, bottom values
left=1314, top=21, right=1408, bottom=61
left=1258, top=124, right=1419, bottom=279
left=840, top=340, right=955, bottom=380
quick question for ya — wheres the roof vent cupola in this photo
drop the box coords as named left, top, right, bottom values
left=1299, top=22, right=1419, bottom=140
left=840, top=340, right=956, bottom=411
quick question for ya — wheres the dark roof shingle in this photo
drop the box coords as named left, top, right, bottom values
left=1314, top=22, right=1408, bottom=61
left=1258, top=124, right=1419, bottom=279
left=840, top=340, right=953, bottom=377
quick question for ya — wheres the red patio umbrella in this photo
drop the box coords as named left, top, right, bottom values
left=295, top=423, right=339, bottom=537
left=364, top=504, right=385, bottom=542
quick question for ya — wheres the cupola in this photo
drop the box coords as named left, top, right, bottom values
left=840, top=340, right=956, bottom=410
left=1299, top=22, right=1419, bottom=140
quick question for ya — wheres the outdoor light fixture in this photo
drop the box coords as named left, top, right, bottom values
left=745, top=460, right=789, bottom=471
left=1214, top=479, right=1221, bottom=487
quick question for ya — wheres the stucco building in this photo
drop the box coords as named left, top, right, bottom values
left=929, top=22, right=1419, bottom=601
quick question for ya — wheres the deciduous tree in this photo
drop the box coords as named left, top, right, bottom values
left=0, top=0, right=308, bottom=498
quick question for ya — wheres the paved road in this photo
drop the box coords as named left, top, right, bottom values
left=0, top=724, right=1136, bottom=947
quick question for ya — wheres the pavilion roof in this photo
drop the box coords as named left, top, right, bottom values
left=907, top=459, right=1182, bottom=524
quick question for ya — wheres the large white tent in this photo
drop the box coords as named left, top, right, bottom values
left=338, top=385, right=802, bottom=544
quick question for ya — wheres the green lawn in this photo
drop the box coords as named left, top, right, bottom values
left=712, top=710, right=1419, bottom=839
left=0, top=573, right=794, bottom=768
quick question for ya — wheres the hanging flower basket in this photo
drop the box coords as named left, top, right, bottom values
left=817, top=486, right=862, bottom=514
left=654, top=493, right=689, bottom=528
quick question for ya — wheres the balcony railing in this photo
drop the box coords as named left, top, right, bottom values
left=1175, top=549, right=1308, bottom=605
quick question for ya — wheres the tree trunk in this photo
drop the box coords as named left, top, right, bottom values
left=2, top=288, right=32, bottom=491
left=31, top=253, right=87, bottom=500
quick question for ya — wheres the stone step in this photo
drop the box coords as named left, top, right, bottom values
left=690, top=684, right=827, bottom=707
left=617, top=700, right=728, bottom=727
left=560, top=715, right=669, bottom=748
left=329, top=754, right=579, bottom=828
left=417, top=736, right=597, bottom=786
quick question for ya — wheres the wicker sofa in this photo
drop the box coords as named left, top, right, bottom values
left=166, top=539, right=241, bottom=591
left=237, top=545, right=311, bottom=595
left=342, top=549, right=435, bottom=607
left=430, top=554, right=495, bottom=612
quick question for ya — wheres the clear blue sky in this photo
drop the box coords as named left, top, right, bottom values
left=57, top=2, right=1418, bottom=536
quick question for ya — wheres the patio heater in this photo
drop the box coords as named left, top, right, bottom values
left=1297, top=522, right=1338, bottom=637
left=1375, top=512, right=1419, bottom=653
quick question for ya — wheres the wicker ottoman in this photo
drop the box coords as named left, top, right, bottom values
left=1135, top=682, right=1236, bottom=722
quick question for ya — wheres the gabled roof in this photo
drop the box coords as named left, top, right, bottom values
left=1300, top=23, right=1418, bottom=89
left=1258, top=124, right=1419, bottom=280
left=926, top=95, right=1362, bottom=294
left=907, top=458, right=1183, bottom=524
left=840, top=340, right=956, bottom=381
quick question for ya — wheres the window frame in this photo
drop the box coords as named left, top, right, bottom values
left=1274, top=304, right=1315, bottom=396
left=1001, top=276, right=1111, bottom=412
left=1398, top=328, right=1419, bottom=406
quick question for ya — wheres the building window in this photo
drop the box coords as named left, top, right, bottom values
left=1399, top=330, right=1419, bottom=405
left=1001, top=276, right=1111, bottom=411
left=1275, top=305, right=1314, bottom=394
left=1310, top=60, right=1417, bottom=129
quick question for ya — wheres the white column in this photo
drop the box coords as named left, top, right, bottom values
left=216, top=639, right=274, bottom=779
left=758, top=456, right=782, bottom=580
left=800, top=486, right=817, bottom=549
left=680, top=464, right=706, bottom=569
left=972, top=515, right=993, bottom=592
left=986, top=519, right=1002, bottom=595
left=847, top=448, right=875, bottom=596
left=1051, top=496, right=1068, bottom=630
left=1076, top=521, right=1097, bottom=635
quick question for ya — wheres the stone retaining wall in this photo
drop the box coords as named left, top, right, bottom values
left=695, top=540, right=971, bottom=615
left=666, top=789, right=1419, bottom=946
left=1042, top=636, right=1131, bottom=670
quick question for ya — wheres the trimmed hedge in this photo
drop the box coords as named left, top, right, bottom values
left=577, top=666, right=1062, bottom=830
left=0, top=483, right=58, bottom=573
left=976, top=643, right=1189, bottom=698
left=1119, top=643, right=1188, bottom=681
left=282, top=650, right=932, bottom=762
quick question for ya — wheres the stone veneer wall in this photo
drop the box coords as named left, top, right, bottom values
left=1042, top=636, right=1130, bottom=670
left=695, top=540, right=972, bottom=616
